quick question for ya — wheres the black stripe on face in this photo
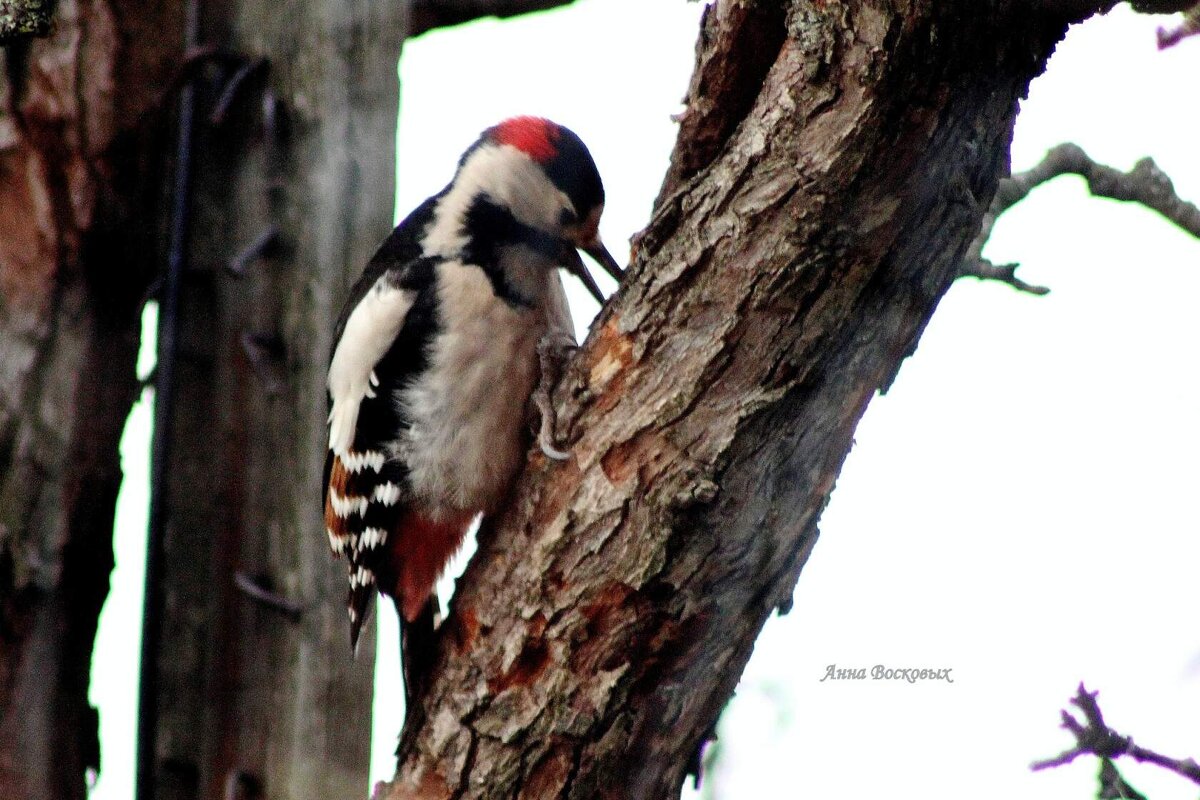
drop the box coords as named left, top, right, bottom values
left=462, top=196, right=568, bottom=308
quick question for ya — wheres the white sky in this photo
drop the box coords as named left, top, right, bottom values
left=91, top=2, right=1200, bottom=799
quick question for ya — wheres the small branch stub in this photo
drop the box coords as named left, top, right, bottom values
left=240, top=332, right=288, bottom=395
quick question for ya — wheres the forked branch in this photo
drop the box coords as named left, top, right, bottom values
left=1032, top=684, right=1200, bottom=797
left=960, top=143, right=1200, bottom=294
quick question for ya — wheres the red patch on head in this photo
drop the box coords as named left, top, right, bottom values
left=491, top=116, right=560, bottom=162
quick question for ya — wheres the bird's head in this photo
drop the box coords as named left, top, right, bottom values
left=424, top=116, right=623, bottom=302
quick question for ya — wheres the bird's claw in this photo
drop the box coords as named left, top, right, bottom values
left=534, top=332, right=577, bottom=460
left=539, top=435, right=571, bottom=461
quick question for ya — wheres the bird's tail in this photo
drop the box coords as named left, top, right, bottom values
left=348, top=581, right=375, bottom=655
left=398, top=594, right=438, bottom=713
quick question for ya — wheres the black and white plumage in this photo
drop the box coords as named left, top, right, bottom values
left=322, top=118, right=622, bottom=672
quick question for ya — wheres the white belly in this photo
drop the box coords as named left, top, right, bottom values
left=398, top=261, right=546, bottom=515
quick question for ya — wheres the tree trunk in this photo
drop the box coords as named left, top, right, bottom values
left=0, top=1, right=184, bottom=797
left=384, top=2, right=1105, bottom=798
left=138, top=2, right=401, bottom=798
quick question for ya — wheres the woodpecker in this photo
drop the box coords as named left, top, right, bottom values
left=323, top=117, right=622, bottom=676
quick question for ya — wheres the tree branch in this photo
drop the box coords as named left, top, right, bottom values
left=1127, top=0, right=1200, bottom=13
left=959, top=142, right=1200, bottom=294
left=1032, top=684, right=1200, bottom=796
left=1039, top=0, right=1197, bottom=26
left=958, top=259, right=1051, bottom=295
left=408, top=0, right=577, bottom=38
left=1157, top=2, right=1200, bottom=48
left=0, top=0, right=54, bottom=43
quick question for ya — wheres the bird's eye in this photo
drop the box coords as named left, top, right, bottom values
left=559, top=208, right=577, bottom=226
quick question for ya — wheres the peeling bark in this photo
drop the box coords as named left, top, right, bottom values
left=383, top=2, right=1089, bottom=798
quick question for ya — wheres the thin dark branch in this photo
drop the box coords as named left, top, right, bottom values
left=1032, top=684, right=1200, bottom=793
left=408, top=0, right=576, bottom=37
left=1157, top=2, right=1200, bottom=48
left=1127, top=0, right=1200, bottom=13
left=960, top=142, right=1200, bottom=294
left=959, top=259, right=1051, bottom=295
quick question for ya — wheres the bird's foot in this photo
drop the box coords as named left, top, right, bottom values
left=534, top=332, right=577, bottom=461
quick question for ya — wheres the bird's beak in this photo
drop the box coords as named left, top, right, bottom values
left=563, top=247, right=604, bottom=303
left=581, top=237, right=624, bottom=284
left=563, top=235, right=624, bottom=304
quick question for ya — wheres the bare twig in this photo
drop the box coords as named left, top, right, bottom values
left=1097, top=759, right=1148, bottom=800
left=1157, top=2, right=1200, bottom=48
left=1032, top=683, right=1200, bottom=796
left=961, top=143, right=1200, bottom=294
left=958, top=259, right=1051, bottom=295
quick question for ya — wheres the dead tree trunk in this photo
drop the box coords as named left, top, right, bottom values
left=0, top=2, right=182, bottom=797
left=136, top=1, right=402, bottom=796
left=383, top=2, right=1181, bottom=798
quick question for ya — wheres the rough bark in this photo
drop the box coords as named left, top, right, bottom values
left=383, top=2, right=1092, bottom=798
left=0, top=1, right=184, bottom=798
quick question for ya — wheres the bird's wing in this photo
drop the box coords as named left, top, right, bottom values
left=324, top=199, right=443, bottom=649
left=326, top=273, right=413, bottom=456
left=322, top=254, right=446, bottom=650
left=324, top=257, right=417, bottom=648
left=323, top=194, right=442, bottom=505
left=325, top=447, right=406, bottom=649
